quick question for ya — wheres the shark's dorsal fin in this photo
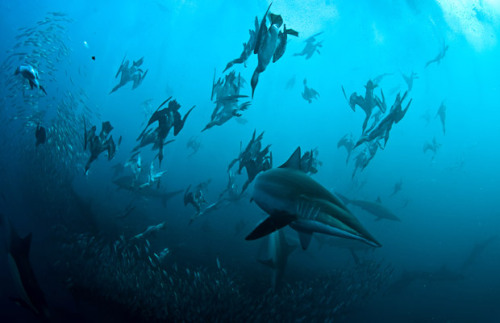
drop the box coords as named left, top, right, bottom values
left=376, top=196, right=382, bottom=204
left=279, top=147, right=301, bottom=170
left=298, top=231, right=313, bottom=250
left=246, top=211, right=296, bottom=241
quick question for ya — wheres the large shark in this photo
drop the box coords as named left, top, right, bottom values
left=2, top=214, right=50, bottom=321
left=258, top=229, right=297, bottom=290
left=246, top=147, right=381, bottom=249
left=336, top=193, right=401, bottom=222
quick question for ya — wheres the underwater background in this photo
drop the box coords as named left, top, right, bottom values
left=0, top=0, right=499, bottom=322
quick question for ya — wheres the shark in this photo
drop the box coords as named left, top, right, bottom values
left=258, top=229, right=297, bottom=291
left=113, top=175, right=182, bottom=207
left=246, top=147, right=381, bottom=249
left=2, top=214, right=50, bottom=321
left=336, top=193, right=401, bottom=222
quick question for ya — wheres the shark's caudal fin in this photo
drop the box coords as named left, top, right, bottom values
left=246, top=211, right=296, bottom=240
left=279, top=147, right=301, bottom=170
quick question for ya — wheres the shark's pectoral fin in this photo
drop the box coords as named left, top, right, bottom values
left=246, top=212, right=296, bottom=240
left=28, top=80, right=35, bottom=90
left=297, top=231, right=313, bottom=250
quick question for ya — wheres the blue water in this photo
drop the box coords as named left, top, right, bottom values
left=1, top=0, right=499, bottom=322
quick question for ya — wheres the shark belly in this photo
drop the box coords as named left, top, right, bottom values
left=252, top=184, right=296, bottom=216
left=290, top=220, right=377, bottom=246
